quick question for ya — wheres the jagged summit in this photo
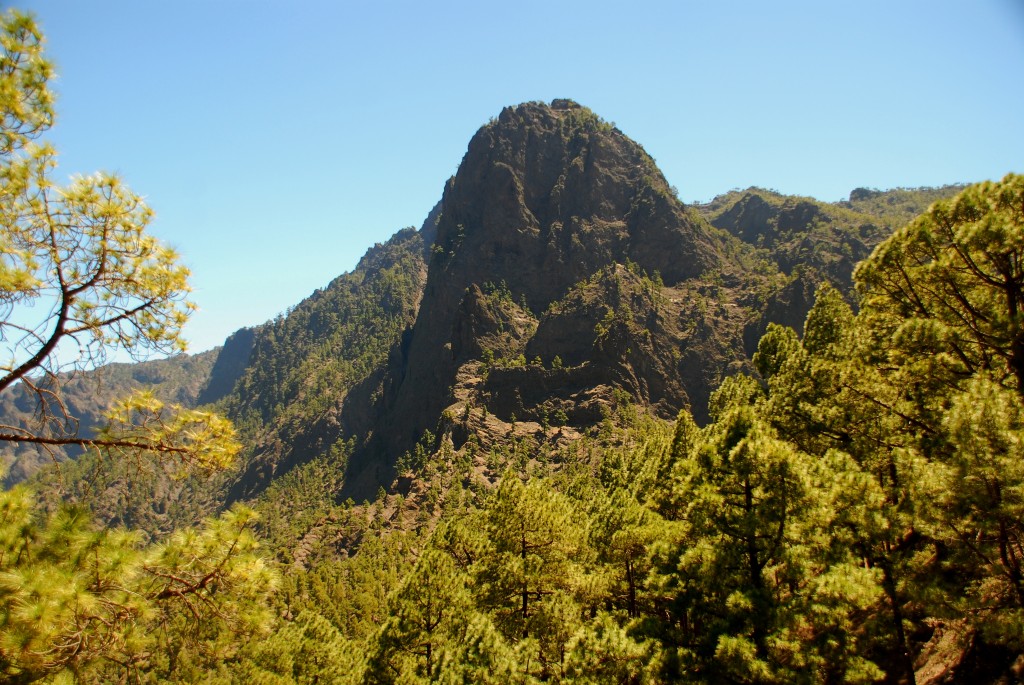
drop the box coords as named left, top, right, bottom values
left=4, top=99, right=961, bottom=505
left=349, top=99, right=738, bottom=483
left=438, top=100, right=720, bottom=291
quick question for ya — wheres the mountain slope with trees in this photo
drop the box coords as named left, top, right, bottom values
left=4, top=14, right=1014, bottom=680
left=240, top=174, right=1024, bottom=685
left=2, top=102, right=962, bottom=515
left=697, top=185, right=964, bottom=346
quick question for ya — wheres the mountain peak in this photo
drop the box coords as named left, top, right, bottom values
left=354, top=101, right=732, bottom=477
left=439, top=100, right=719, bottom=288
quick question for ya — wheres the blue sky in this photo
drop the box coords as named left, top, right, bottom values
left=17, top=0, right=1024, bottom=353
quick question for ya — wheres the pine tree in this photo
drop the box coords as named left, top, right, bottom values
left=649, top=375, right=882, bottom=684
left=367, top=548, right=472, bottom=682
left=764, top=287, right=944, bottom=673
left=856, top=173, right=1024, bottom=398
left=475, top=473, right=585, bottom=679
left=841, top=176, right=1024, bottom=671
left=244, top=610, right=365, bottom=684
left=0, top=496, right=277, bottom=682
left=920, top=374, right=1024, bottom=645
left=562, top=611, right=653, bottom=684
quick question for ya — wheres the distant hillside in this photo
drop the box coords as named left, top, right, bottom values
left=842, top=184, right=967, bottom=225
left=697, top=185, right=963, bottom=345
left=0, top=350, right=219, bottom=484
left=700, top=185, right=963, bottom=289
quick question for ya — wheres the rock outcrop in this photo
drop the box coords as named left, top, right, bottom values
left=347, top=100, right=745, bottom=492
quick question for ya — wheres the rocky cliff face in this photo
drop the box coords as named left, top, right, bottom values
left=347, top=100, right=744, bottom=492
left=196, top=327, right=256, bottom=407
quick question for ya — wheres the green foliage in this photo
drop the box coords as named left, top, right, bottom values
left=237, top=610, right=363, bottom=684
left=0, top=489, right=277, bottom=682
left=0, top=349, right=220, bottom=484
left=0, top=123, right=193, bottom=386
left=920, top=374, right=1024, bottom=645
left=0, top=11, right=52, bottom=157
left=95, top=390, right=241, bottom=474
left=0, top=10, right=239, bottom=488
left=648, top=384, right=882, bottom=683
left=478, top=475, right=582, bottom=649
left=366, top=548, right=479, bottom=681
left=800, top=283, right=854, bottom=356
left=752, top=323, right=800, bottom=380
left=562, top=612, right=652, bottom=684
left=729, top=178, right=1024, bottom=679
left=0, top=15, right=279, bottom=685
left=856, top=173, right=1024, bottom=395
left=0, top=11, right=50, bottom=301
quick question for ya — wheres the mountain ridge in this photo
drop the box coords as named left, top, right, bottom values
left=371, top=104, right=726, bottom=432
left=1, top=100, right=965, bottom=510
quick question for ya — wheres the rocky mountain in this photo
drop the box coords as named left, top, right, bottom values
left=339, top=100, right=749, bottom=492
left=325, top=102, right=962, bottom=501
left=1, top=100, right=964, bottom=511
left=182, top=99, right=753, bottom=503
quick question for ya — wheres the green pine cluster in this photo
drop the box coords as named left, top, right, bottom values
left=0, top=488, right=278, bottom=682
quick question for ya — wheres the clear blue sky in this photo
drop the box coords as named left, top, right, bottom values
left=17, top=0, right=1024, bottom=354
